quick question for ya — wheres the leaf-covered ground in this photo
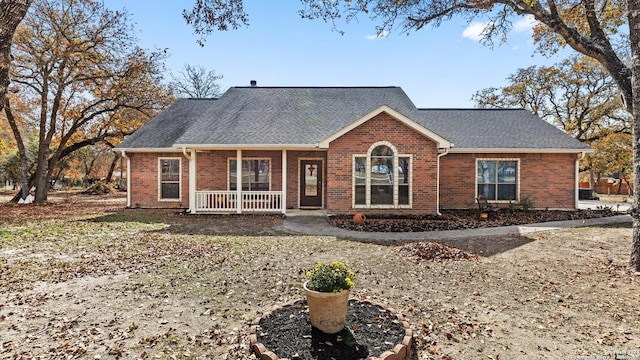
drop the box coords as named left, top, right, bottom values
left=1, top=192, right=639, bottom=359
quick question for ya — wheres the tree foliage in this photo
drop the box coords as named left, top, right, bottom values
left=169, top=64, right=224, bottom=98
left=5, top=0, right=173, bottom=202
left=183, top=0, right=249, bottom=46
left=298, top=0, right=632, bottom=110
left=0, top=0, right=33, bottom=115
left=473, top=56, right=630, bottom=144
left=471, top=55, right=632, bottom=183
left=588, top=132, right=633, bottom=193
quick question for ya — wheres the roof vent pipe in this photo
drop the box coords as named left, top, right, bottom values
left=250, top=80, right=257, bottom=87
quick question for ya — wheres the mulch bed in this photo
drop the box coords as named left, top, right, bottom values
left=327, top=208, right=617, bottom=232
left=251, top=300, right=409, bottom=360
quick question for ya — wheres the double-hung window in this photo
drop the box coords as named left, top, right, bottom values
left=354, top=142, right=411, bottom=208
left=159, top=158, right=181, bottom=201
left=477, top=159, right=518, bottom=201
left=229, top=159, right=270, bottom=191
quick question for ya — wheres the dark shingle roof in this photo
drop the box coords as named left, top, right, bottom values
left=116, top=98, right=217, bottom=149
left=174, top=86, right=417, bottom=146
left=410, top=108, right=588, bottom=150
left=116, top=86, right=589, bottom=151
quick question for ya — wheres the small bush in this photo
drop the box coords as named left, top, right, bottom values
left=519, top=194, right=534, bottom=211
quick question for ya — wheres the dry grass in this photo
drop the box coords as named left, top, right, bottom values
left=1, top=194, right=639, bottom=359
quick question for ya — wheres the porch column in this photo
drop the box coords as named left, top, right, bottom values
left=189, top=149, right=197, bottom=214
left=236, top=149, right=242, bottom=214
left=281, top=150, right=287, bottom=214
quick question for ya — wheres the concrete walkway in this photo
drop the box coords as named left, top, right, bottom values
left=283, top=212, right=632, bottom=243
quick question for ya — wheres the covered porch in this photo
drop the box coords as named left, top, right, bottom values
left=185, top=148, right=288, bottom=214
left=185, top=148, right=325, bottom=214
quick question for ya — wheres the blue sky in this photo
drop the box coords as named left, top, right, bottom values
left=103, top=1, right=570, bottom=108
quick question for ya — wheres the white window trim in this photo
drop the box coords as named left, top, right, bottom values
left=475, top=158, right=520, bottom=203
left=352, top=141, right=412, bottom=209
left=158, top=157, right=181, bottom=202
left=227, top=157, right=272, bottom=191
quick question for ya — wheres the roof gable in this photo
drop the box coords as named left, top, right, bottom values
left=318, top=105, right=452, bottom=149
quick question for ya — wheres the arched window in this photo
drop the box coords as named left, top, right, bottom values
left=353, top=142, right=411, bottom=208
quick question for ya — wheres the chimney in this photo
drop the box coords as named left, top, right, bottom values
left=250, top=80, right=257, bottom=87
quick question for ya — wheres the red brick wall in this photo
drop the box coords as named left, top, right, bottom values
left=326, top=112, right=439, bottom=215
left=128, top=139, right=578, bottom=212
left=129, top=150, right=305, bottom=209
left=128, top=152, right=189, bottom=208
left=440, top=152, right=578, bottom=209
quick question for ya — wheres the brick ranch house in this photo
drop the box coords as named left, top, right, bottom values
left=115, top=86, right=591, bottom=215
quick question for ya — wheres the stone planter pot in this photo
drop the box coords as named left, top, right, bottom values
left=303, top=281, right=350, bottom=334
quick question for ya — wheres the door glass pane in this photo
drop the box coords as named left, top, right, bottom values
left=304, top=163, right=318, bottom=197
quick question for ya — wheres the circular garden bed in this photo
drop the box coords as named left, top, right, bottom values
left=250, top=299, right=412, bottom=360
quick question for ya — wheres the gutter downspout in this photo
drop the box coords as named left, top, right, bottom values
left=575, top=151, right=587, bottom=209
left=120, top=150, right=131, bottom=208
left=436, top=147, right=450, bottom=216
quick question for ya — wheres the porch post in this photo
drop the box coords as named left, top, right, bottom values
left=281, top=150, right=287, bottom=214
left=236, top=149, right=242, bottom=214
left=189, top=149, right=197, bottom=214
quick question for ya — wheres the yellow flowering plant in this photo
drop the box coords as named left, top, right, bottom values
left=305, top=261, right=355, bottom=293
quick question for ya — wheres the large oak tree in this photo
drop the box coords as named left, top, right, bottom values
left=5, top=0, right=172, bottom=203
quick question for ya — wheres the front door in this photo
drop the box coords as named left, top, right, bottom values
left=300, top=160, right=323, bottom=208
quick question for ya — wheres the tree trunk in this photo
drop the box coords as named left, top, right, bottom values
left=0, top=1, right=32, bottom=115
left=105, top=154, right=118, bottom=183
left=617, top=174, right=623, bottom=195
left=33, top=143, right=50, bottom=203
left=628, top=0, right=640, bottom=271
left=0, top=1, right=33, bottom=201
left=3, top=97, right=29, bottom=200
left=624, top=176, right=635, bottom=196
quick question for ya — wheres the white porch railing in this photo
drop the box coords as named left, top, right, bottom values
left=194, top=190, right=283, bottom=213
